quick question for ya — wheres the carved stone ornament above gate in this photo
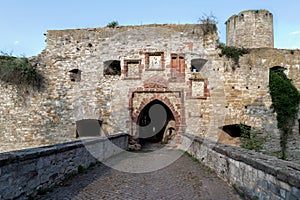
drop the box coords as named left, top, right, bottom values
left=143, top=76, right=169, bottom=88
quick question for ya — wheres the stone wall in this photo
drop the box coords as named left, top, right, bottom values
left=0, top=20, right=299, bottom=163
left=200, top=48, right=300, bottom=161
left=182, top=134, right=300, bottom=200
left=226, top=10, right=274, bottom=48
left=237, top=48, right=300, bottom=161
left=0, top=24, right=218, bottom=148
left=0, top=133, right=128, bottom=200
left=39, top=24, right=217, bottom=138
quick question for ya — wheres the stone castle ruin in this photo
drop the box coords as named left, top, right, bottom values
left=226, top=10, right=274, bottom=48
left=0, top=9, right=299, bottom=162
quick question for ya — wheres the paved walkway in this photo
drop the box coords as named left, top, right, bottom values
left=37, top=144, right=241, bottom=200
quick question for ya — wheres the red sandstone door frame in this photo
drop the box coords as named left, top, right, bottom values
left=129, top=89, right=186, bottom=140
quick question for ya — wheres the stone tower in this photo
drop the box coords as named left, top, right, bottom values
left=226, top=9, right=274, bottom=48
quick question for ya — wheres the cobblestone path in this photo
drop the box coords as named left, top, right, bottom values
left=37, top=144, right=241, bottom=200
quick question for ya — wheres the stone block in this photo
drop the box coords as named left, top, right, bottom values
left=257, top=179, right=268, bottom=190
left=291, top=187, right=300, bottom=198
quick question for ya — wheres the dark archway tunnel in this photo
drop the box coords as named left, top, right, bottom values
left=137, top=100, right=175, bottom=144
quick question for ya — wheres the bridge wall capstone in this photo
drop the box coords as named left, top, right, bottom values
left=0, top=134, right=128, bottom=200
left=182, top=134, right=300, bottom=200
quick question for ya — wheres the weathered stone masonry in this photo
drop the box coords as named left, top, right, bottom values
left=226, top=9, right=274, bottom=48
left=0, top=134, right=128, bottom=199
left=0, top=24, right=216, bottom=144
left=182, top=134, right=300, bottom=200
left=0, top=10, right=300, bottom=163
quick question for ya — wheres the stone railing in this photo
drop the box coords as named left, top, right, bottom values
left=182, top=134, right=300, bottom=200
left=0, top=134, right=128, bottom=200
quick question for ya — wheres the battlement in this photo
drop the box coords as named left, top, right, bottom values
left=226, top=9, right=274, bottom=48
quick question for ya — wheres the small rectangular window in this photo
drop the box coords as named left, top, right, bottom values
left=69, top=69, right=81, bottom=82
left=104, top=60, right=121, bottom=76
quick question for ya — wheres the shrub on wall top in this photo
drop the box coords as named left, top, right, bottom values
left=198, top=13, right=218, bottom=36
left=0, top=55, right=43, bottom=91
left=106, top=21, right=119, bottom=28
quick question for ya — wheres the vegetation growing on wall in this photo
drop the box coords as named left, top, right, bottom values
left=217, top=43, right=249, bottom=67
left=106, top=21, right=119, bottom=28
left=0, top=54, right=43, bottom=92
left=239, top=124, right=267, bottom=152
left=198, top=13, right=218, bottom=36
left=269, top=68, right=300, bottom=159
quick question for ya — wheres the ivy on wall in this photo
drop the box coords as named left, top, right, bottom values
left=269, top=67, right=300, bottom=159
left=217, top=43, right=249, bottom=67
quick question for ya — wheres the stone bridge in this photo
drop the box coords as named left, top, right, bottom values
left=0, top=134, right=299, bottom=200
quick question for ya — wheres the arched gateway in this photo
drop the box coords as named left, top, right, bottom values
left=137, top=100, right=176, bottom=144
left=129, top=76, right=185, bottom=143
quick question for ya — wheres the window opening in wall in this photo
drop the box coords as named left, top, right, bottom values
left=191, top=66, right=199, bottom=72
left=220, top=124, right=251, bottom=138
left=69, top=69, right=81, bottom=82
left=270, top=66, right=285, bottom=71
left=239, top=14, right=244, bottom=21
left=191, top=58, right=208, bottom=72
left=104, top=60, right=121, bottom=76
left=76, top=119, right=102, bottom=138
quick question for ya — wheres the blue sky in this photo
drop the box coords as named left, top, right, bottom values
left=0, top=0, right=299, bottom=57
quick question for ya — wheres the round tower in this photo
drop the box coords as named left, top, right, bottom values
left=226, top=9, right=274, bottom=48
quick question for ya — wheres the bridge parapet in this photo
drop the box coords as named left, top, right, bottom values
left=0, top=134, right=128, bottom=199
left=182, top=134, right=300, bottom=199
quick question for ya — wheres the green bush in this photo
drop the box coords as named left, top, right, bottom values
left=106, top=21, right=119, bottom=28
left=239, top=124, right=266, bottom=152
left=0, top=55, right=43, bottom=90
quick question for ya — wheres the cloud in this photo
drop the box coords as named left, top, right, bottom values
left=289, top=31, right=300, bottom=35
left=13, top=41, right=20, bottom=45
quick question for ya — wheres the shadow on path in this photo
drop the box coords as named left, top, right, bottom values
left=36, top=144, right=241, bottom=200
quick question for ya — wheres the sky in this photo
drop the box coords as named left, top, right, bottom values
left=0, top=0, right=300, bottom=57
